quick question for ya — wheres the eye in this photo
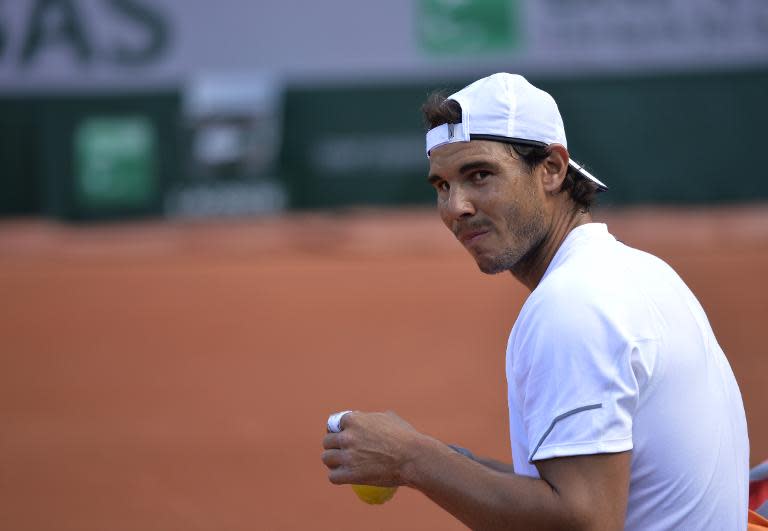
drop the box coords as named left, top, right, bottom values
left=471, top=171, right=490, bottom=183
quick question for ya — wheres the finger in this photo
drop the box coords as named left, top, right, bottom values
left=328, top=466, right=355, bottom=485
left=321, top=449, right=345, bottom=469
left=322, top=432, right=344, bottom=450
left=338, top=410, right=357, bottom=431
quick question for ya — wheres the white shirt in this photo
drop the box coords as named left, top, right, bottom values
left=506, top=223, right=749, bottom=530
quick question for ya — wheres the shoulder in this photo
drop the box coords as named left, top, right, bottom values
left=512, top=239, right=663, bottom=354
left=520, top=262, right=622, bottom=333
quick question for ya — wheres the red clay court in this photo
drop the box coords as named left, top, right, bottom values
left=1, top=206, right=766, bottom=530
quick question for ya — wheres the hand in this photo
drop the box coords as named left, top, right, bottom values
left=321, top=411, right=423, bottom=487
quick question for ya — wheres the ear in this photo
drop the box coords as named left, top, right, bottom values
left=540, top=144, right=569, bottom=194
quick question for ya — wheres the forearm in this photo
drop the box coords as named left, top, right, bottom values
left=404, top=436, right=573, bottom=531
left=471, top=455, right=516, bottom=475
left=448, top=444, right=516, bottom=474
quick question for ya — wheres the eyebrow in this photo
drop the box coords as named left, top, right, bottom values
left=426, top=173, right=442, bottom=185
left=427, top=159, right=499, bottom=184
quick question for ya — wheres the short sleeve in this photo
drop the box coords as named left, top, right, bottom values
left=510, top=288, right=654, bottom=463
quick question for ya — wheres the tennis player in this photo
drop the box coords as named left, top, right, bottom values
left=322, top=73, right=750, bottom=530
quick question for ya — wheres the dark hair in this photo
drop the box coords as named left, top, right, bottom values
left=421, top=91, right=600, bottom=212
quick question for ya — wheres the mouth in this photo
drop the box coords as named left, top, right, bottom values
left=458, top=229, right=490, bottom=246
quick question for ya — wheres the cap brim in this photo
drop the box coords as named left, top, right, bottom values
left=568, top=159, right=608, bottom=192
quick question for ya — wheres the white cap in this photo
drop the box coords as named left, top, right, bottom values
left=425, top=73, right=607, bottom=191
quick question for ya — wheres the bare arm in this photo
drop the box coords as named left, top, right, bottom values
left=322, top=411, right=630, bottom=531
left=407, top=435, right=630, bottom=531
left=447, top=444, right=517, bottom=474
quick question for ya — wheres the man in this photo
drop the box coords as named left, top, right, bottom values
left=321, top=73, right=749, bottom=530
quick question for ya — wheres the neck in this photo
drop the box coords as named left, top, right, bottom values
left=511, top=207, right=593, bottom=291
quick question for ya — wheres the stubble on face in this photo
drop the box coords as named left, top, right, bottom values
left=473, top=189, right=548, bottom=276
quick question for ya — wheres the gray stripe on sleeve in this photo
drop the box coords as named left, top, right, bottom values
left=528, top=403, right=603, bottom=462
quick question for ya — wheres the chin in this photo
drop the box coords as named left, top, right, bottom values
left=477, top=262, right=509, bottom=275
left=472, top=247, right=524, bottom=275
left=474, top=254, right=511, bottom=275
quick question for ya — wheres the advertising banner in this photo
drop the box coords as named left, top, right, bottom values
left=1, top=0, right=767, bottom=91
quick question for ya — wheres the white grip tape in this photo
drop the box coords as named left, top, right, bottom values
left=327, top=410, right=352, bottom=433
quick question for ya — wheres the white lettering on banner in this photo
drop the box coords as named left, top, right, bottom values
left=529, top=0, right=768, bottom=64
left=165, top=181, right=287, bottom=218
left=311, top=134, right=426, bottom=176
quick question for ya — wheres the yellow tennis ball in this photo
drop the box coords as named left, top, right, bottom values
left=351, top=484, right=398, bottom=504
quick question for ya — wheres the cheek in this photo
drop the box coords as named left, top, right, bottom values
left=436, top=199, right=452, bottom=229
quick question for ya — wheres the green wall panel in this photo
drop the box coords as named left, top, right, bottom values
left=0, top=91, right=180, bottom=220
left=542, top=70, right=768, bottom=204
left=2, top=69, right=766, bottom=219
left=0, top=98, right=40, bottom=215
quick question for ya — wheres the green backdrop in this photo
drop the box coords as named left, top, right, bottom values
left=280, top=68, right=768, bottom=209
left=1, top=68, right=767, bottom=219
left=0, top=91, right=179, bottom=220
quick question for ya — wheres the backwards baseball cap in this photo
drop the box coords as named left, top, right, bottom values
left=425, top=73, right=607, bottom=191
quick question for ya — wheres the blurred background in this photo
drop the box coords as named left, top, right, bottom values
left=1, top=1, right=767, bottom=529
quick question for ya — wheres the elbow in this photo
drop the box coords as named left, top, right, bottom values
left=545, top=484, right=622, bottom=531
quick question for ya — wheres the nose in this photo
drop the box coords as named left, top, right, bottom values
left=444, top=185, right=476, bottom=221
left=439, top=184, right=476, bottom=230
